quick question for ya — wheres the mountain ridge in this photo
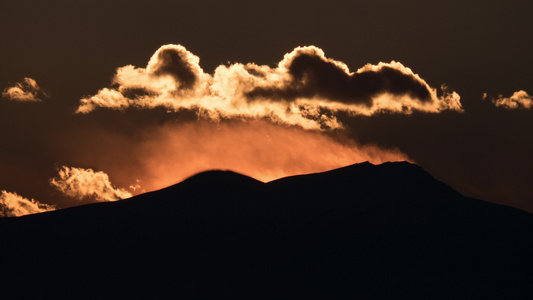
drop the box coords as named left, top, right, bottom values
left=1, top=161, right=532, bottom=299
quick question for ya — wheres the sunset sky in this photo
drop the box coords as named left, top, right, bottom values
left=1, top=0, right=532, bottom=215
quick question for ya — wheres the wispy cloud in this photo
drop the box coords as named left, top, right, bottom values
left=77, top=44, right=462, bottom=130
left=0, top=190, right=56, bottom=217
left=50, top=166, right=133, bottom=202
left=66, top=120, right=411, bottom=194
left=2, top=77, right=50, bottom=102
left=484, top=90, right=533, bottom=109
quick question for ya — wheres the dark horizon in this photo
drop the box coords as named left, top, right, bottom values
left=2, top=161, right=532, bottom=298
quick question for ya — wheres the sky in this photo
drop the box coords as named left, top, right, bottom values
left=1, top=0, right=532, bottom=216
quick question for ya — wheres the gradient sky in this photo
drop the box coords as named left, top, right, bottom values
left=1, top=0, right=532, bottom=214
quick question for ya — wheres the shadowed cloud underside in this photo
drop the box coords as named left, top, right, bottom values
left=78, top=45, right=462, bottom=129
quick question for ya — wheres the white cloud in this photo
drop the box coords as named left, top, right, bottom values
left=77, top=44, right=462, bottom=130
left=2, top=77, right=50, bottom=102
left=0, top=190, right=56, bottom=217
left=50, top=166, right=133, bottom=202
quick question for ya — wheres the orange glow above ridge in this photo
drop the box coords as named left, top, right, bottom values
left=84, top=120, right=411, bottom=195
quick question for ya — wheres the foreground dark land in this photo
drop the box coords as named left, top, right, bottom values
left=1, top=162, right=532, bottom=298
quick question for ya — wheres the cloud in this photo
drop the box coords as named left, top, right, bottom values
left=77, top=44, right=462, bottom=130
left=240, top=47, right=461, bottom=113
left=484, top=90, right=533, bottom=109
left=146, top=44, right=204, bottom=91
left=50, top=166, right=133, bottom=202
left=0, top=190, right=56, bottom=217
left=65, top=120, right=410, bottom=194
left=2, top=77, right=50, bottom=102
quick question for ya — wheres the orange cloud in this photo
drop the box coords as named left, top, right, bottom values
left=2, top=77, right=49, bottom=102
left=50, top=166, right=133, bottom=202
left=74, top=120, right=410, bottom=195
left=77, top=44, right=462, bottom=130
left=0, top=190, right=56, bottom=217
left=484, top=90, right=533, bottom=109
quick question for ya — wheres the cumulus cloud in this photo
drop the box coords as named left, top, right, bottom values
left=50, top=166, right=133, bottom=202
left=77, top=44, right=462, bottom=129
left=484, top=90, right=533, bottom=109
left=2, top=77, right=50, bottom=102
left=0, top=190, right=56, bottom=217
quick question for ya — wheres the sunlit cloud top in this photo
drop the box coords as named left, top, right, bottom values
left=50, top=166, right=133, bottom=202
left=78, top=44, right=462, bottom=130
left=484, top=90, right=533, bottom=109
left=0, top=190, right=56, bottom=217
left=2, top=77, right=49, bottom=102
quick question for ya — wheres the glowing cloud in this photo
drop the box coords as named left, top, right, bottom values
left=0, top=190, right=56, bottom=217
left=2, top=77, right=50, bottom=102
left=78, top=44, right=462, bottom=129
left=484, top=90, right=533, bottom=109
left=72, top=120, right=411, bottom=194
left=50, top=166, right=133, bottom=202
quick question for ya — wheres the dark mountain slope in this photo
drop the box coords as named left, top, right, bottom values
left=1, top=162, right=532, bottom=299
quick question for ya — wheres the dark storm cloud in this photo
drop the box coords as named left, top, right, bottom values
left=246, top=48, right=432, bottom=106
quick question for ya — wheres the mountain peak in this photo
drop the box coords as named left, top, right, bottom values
left=180, top=169, right=264, bottom=186
left=1, top=162, right=532, bottom=298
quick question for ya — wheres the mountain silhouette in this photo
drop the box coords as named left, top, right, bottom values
left=1, top=162, right=532, bottom=299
